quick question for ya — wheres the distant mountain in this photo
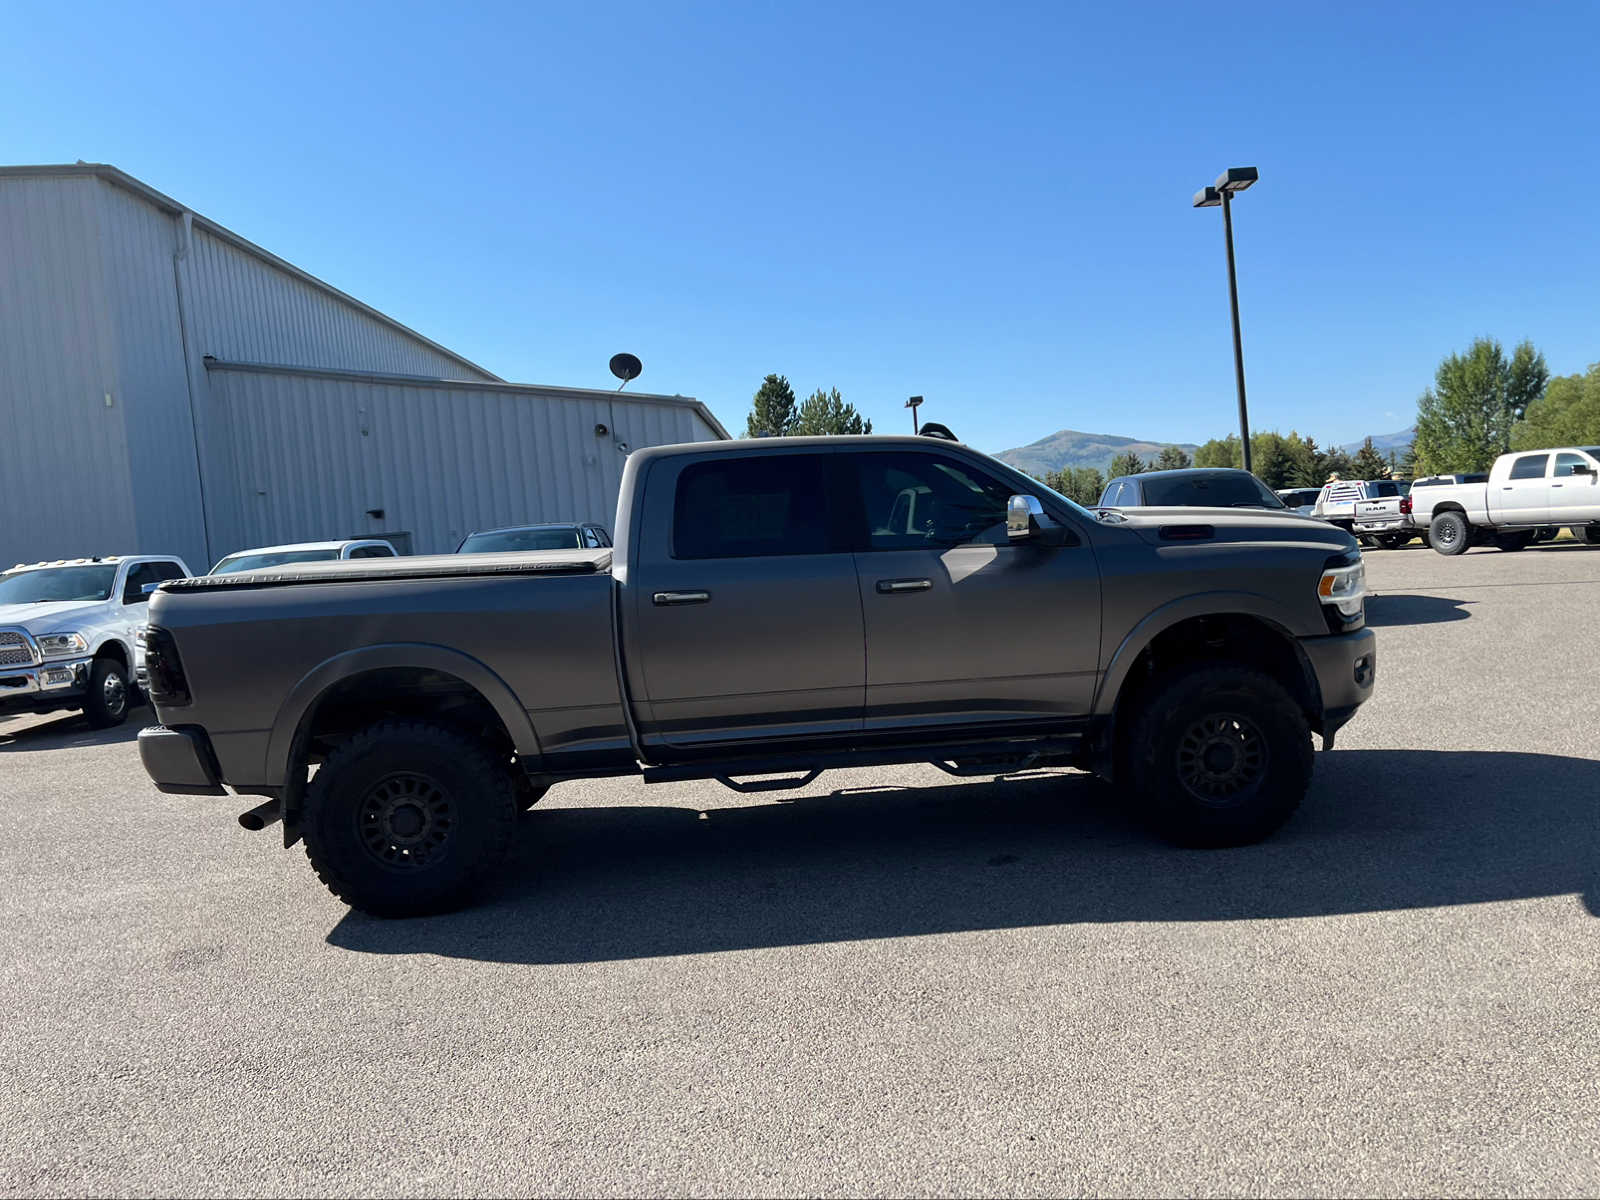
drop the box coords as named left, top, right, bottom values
left=995, top=428, right=1201, bottom=476
left=1339, top=427, right=1415, bottom=456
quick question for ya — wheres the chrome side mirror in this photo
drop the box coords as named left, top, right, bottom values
left=1007, top=494, right=1044, bottom=539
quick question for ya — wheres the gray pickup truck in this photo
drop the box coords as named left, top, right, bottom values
left=138, top=434, right=1376, bottom=915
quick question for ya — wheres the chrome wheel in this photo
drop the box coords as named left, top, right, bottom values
left=1176, top=714, right=1268, bottom=805
left=357, top=772, right=455, bottom=870
left=102, top=670, right=127, bottom=718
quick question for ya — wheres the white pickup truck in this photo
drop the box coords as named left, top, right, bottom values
left=1409, top=446, right=1600, bottom=555
left=1312, top=480, right=1413, bottom=549
left=0, top=555, right=193, bottom=726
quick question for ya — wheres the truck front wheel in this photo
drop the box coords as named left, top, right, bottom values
left=1125, top=665, right=1312, bottom=848
left=1428, top=511, right=1471, bottom=555
left=302, top=720, right=517, bottom=917
left=82, top=657, right=131, bottom=729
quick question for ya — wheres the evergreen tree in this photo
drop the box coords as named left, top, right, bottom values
left=1352, top=436, right=1390, bottom=479
left=743, top=374, right=797, bottom=438
left=1155, top=445, right=1192, bottom=470
left=1107, top=451, right=1146, bottom=479
left=790, top=387, right=872, bottom=435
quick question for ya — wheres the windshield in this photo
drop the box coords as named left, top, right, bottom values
left=210, top=549, right=339, bottom=575
left=458, top=528, right=583, bottom=553
left=0, top=565, right=118, bottom=604
left=1141, top=473, right=1286, bottom=508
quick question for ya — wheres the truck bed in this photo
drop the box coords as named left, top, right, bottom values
left=147, top=549, right=627, bottom=788
left=163, top=549, right=613, bottom=591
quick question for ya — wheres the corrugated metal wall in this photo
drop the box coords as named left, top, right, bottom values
left=0, top=176, right=140, bottom=568
left=183, top=226, right=495, bottom=382
left=92, top=180, right=211, bottom=572
left=207, top=365, right=721, bottom=556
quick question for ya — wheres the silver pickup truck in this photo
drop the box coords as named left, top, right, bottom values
left=138, top=434, right=1377, bottom=915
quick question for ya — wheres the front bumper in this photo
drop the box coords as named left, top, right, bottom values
left=138, top=725, right=227, bottom=795
left=1301, top=625, right=1377, bottom=739
left=0, top=656, right=93, bottom=714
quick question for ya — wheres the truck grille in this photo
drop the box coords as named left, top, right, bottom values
left=0, top=632, right=38, bottom=667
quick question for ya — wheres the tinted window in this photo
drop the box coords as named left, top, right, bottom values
left=349, top=545, right=394, bottom=558
left=0, top=565, right=118, bottom=604
left=596, top=527, right=612, bottom=547
left=853, top=452, right=1014, bottom=550
left=673, top=455, right=831, bottom=559
left=1509, top=454, right=1548, bottom=481
left=211, top=549, right=338, bottom=574
left=1140, top=472, right=1285, bottom=508
left=582, top=528, right=601, bottom=548
left=1553, top=452, right=1588, bottom=477
left=123, top=560, right=187, bottom=602
left=458, top=528, right=583, bottom=554
left=1371, top=482, right=1399, bottom=497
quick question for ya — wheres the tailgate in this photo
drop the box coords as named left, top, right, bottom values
left=1353, top=498, right=1402, bottom=527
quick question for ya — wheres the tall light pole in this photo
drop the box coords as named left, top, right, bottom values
left=905, top=395, right=923, bottom=434
left=1193, top=166, right=1259, bottom=474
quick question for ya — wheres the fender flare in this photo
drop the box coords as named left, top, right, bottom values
left=1091, top=590, right=1318, bottom=718
left=263, top=642, right=541, bottom=789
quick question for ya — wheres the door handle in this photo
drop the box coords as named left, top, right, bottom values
left=876, top=578, right=932, bottom=594
left=652, top=590, right=710, bottom=606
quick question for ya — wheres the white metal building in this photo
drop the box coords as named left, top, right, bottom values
left=0, top=163, right=725, bottom=570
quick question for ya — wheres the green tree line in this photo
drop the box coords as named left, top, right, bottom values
left=744, top=374, right=872, bottom=437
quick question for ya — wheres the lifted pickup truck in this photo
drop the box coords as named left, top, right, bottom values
left=138, top=435, right=1377, bottom=915
left=1410, top=446, right=1600, bottom=554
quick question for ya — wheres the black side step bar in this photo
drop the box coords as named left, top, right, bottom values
left=641, top=735, right=1083, bottom=791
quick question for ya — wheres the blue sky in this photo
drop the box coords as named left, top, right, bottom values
left=8, top=0, right=1598, bottom=455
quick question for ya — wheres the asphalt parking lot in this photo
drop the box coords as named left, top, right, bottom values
left=3, top=541, right=1598, bottom=1198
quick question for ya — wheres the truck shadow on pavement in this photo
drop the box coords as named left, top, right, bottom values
left=1364, top=594, right=1473, bottom=625
left=0, top=711, right=147, bottom=751
left=326, top=748, right=1600, bottom=964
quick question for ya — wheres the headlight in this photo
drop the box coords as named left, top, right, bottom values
left=37, top=632, right=88, bottom=658
left=1318, top=561, right=1367, bottom=617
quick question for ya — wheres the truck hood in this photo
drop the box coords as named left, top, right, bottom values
left=0, top=599, right=104, bottom=631
left=1095, top=507, right=1357, bottom=551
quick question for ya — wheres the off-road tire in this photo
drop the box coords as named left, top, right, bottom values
left=82, top=657, right=130, bottom=729
left=1126, top=664, right=1313, bottom=848
left=1576, top=525, right=1600, bottom=545
left=302, top=720, right=517, bottom=917
left=1493, top=530, right=1536, bottom=552
left=1429, top=511, right=1471, bottom=556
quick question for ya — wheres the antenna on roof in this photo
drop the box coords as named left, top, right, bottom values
left=609, top=353, right=642, bottom=392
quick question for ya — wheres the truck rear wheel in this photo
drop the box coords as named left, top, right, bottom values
left=1125, top=665, right=1312, bottom=848
left=1428, top=511, right=1471, bottom=555
left=302, top=720, right=517, bottom=917
left=1576, top=525, right=1600, bottom=545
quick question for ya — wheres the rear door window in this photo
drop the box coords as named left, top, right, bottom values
left=1509, top=454, right=1548, bottom=481
left=672, top=454, right=833, bottom=559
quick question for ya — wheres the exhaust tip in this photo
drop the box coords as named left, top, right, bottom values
left=238, top=800, right=281, bottom=831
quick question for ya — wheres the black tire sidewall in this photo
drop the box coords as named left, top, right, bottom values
left=303, top=723, right=515, bottom=916
left=83, top=658, right=129, bottom=728
left=1128, top=667, right=1312, bottom=848
left=1430, top=512, right=1470, bottom=555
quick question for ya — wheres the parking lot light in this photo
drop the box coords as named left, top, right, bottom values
left=1192, top=166, right=1259, bottom=473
